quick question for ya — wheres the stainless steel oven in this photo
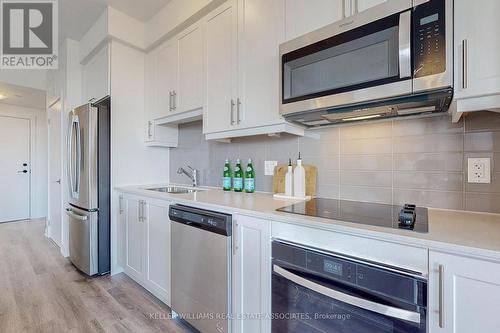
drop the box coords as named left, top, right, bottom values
left=280, top=0, right=453, bottom=126
left=272, top=240, right=427, bottom=333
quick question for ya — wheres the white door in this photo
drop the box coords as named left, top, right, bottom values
left=177, top=24, right=204, bottom=114
left=0, top=116, right=31, bottom=223
left=146, top=201, right=171, bottom=305
left=155, top=41, right=178, bottom=119
left=125, top=197, right=146, bottom=282
left=429, top=251, right=500, bottom=332
left=284, top=0, right=343, bottom=41
left=48, top=101, right=62, bottom=246
left=203, top=0, right=238, bottom=134
left=232, top=215, right=272, bottom=333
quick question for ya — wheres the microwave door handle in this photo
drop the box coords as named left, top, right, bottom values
left=273, top=265, right=421, bottom=324
left=398, top=10, right=412, bottom=79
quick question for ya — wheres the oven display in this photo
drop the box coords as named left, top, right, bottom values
left=323, top=259, right=342, bottom=276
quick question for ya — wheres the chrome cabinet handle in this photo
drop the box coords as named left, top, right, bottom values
left=173, top=91, right=177, bottom=110
left=119, top=195, right=124, bottom=215
left=354, top=0, right=359, bottom=14
left=273, top=264, right=421, bottom=324
left=438, top=264, right=445, bottom=328
left=237, top=98, right=241, bottom=124
left=148, top=121, right=153, bottom=138
left=462, top=39, right=468, bottom=89
left=230, top=99, right=235, bottom=125
left=169, top=91, right=173, bottom=111
left=232, top=220, right=238, bottom=255
left=341, top=0, right=346, bottom=18
left=138, top=200, right=143, bottom=222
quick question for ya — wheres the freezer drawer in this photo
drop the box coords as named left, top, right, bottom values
left=66, top=207, right=98, bottom=276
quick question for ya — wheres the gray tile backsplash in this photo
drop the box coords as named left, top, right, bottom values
left=170, top=112, right=500, bottom=213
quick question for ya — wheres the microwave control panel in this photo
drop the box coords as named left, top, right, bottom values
left=413, top=0, right=446, bottom=78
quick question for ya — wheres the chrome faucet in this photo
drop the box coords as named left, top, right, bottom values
left=177, top=166, right=198, bottom=187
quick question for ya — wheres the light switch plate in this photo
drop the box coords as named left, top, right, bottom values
left=264, top=161, right=278, bottom=176
left=467, top=158, right=491, bottom=183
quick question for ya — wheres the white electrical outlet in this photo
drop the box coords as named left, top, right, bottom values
left=467, top=158, right=491, bottom=184
left=264, top=161, right=278, bottom=176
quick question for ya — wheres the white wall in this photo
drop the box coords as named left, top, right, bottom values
left=0, top=69, right=47, bottom=91
left=0, top=104, right=47, bottom=219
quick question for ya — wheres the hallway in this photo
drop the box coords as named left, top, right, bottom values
left=0, top=220, right=192, bottom=333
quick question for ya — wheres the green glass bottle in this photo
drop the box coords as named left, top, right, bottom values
left=244, top=158, right=255, bottom=193
left=233, top=159, right=243, bottom=192
left=222, top=159, right=232, bottom=191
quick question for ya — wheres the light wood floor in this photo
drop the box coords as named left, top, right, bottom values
left=0, top=219, right=194, bottom=333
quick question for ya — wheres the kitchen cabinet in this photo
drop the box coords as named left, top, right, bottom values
left=429, top=251, right=500, bottom=332
left=177, top=24, right=204, bottom=114
left=453, top=0, right=500, bottom=115
left=124, top=196, right=146, bottom=283
left=284, top=0, right=343, bottom=41
left=232, top=215, right=272, bottom=333
left=120, top=193, right=172, bottom=305
left=355, top=0, right=387, bottom=13
left=203, top=0, right=304, bottom=140
left=82, top=43, right=109, bottom=103
left=203, top=0, right=238, bottom=135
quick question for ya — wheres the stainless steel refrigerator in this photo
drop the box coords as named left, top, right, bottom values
left=65, top=98, right=110, bottom=276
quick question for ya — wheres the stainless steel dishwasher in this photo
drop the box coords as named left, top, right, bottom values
left=169, top=204, right=232, bottom=333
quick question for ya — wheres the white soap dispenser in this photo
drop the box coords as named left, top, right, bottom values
left=293, top=152, right=306, bottom=198
left=285, top=158, right=294, bottom=196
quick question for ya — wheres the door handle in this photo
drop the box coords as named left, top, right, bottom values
left=236, top=98, right=241, bottom=124
left=65, top=208, right=88, bottom=221
left=230, top=99, right=235, bottom=125
left=119, top=195, right=124, bottom=214
left=52, top=179, right=61, bottom=184
left=438, top=264, right=445, bottom=328
left=462, top=39, right=468, bottom=89
left=148, top=121, right=153, bottom=138
left=172, top=91, right=177, bottom=110
left=169, top=91, right=173, bottom=111
left=273, top=265, right=421, bottom=324
left=17, top=170, right=28, bottom=173
left=398, top=11, right=412, bottom=79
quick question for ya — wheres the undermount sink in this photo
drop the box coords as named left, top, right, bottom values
left=146, top=186, right=199, bottom=194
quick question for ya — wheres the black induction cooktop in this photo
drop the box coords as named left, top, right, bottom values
left=276, top=198, right=429, bottom=233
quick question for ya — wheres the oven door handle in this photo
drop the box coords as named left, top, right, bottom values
left=273, top=265, right=421, bottom=324
left=398, top=10, right=412, bottom=79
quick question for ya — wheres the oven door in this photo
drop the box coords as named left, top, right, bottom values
left=272, top=264, right=426, bottom=333
left=280, top=6, right=412, bottom=116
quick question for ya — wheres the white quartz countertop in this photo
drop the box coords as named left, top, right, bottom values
left=117, top=184, right=500, bottom=261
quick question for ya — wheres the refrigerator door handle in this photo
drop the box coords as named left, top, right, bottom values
left=66, top=208, right=88, bottom=221
left=68, top=114, right=82, bottom=199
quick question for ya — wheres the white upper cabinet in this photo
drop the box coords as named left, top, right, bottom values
left=203, top=0, right=238, bottom=135
left=203, top=0, right=304, bottom=139
left=453, top=0, right=500, bottom=113
left=429, top=251, right=500, bottom=333
left=284, top=0, right=343, bottom=43
left=355, top=0, right=387, bottom=13
left=151, top=40, right=178, bottom=120
left=82, top=43, right=109, bottom=103
left=177, top=24, right=204, bottom=114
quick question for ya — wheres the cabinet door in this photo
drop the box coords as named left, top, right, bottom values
left=454, top=0, right=500, bottom=100
left=237, top=0, right=285, bottom=128
left=145, top=202, right=171, bottom=305
left=284, top=0, right=343, bottom=41
left=429, top=251, right=500, bottom=332
left=125, top=197, right=146, bottom=282
left=82, top=43, right=109, bottom=102
left=153, top=41, right=178, bottom=119
left=177, top=25, right=204, bottom=114
left=232, top=215, right=271, bottom=333
left=203, top=0, right=238, bottom=134
left=355, top=0, right=387, bottom=13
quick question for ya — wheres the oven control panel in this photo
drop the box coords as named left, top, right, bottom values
left=413, top=0, right=446, bottom=78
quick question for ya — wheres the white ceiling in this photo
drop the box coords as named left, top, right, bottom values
left=0, top=83, right=46, bottom=110
left=59, top=0, right=172, bottom=43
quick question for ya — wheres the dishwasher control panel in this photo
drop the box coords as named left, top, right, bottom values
left=169, top=204, right=232, bottom=236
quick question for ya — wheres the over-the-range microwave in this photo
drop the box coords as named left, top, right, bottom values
left=280, top=0, right=453, bottom=127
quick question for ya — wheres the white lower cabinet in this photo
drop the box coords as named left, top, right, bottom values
left=232, top=214, right=272, bottom=333
left=120, top=193, right=172, bottom=305
left=429, top=251, right=500, bottom=332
